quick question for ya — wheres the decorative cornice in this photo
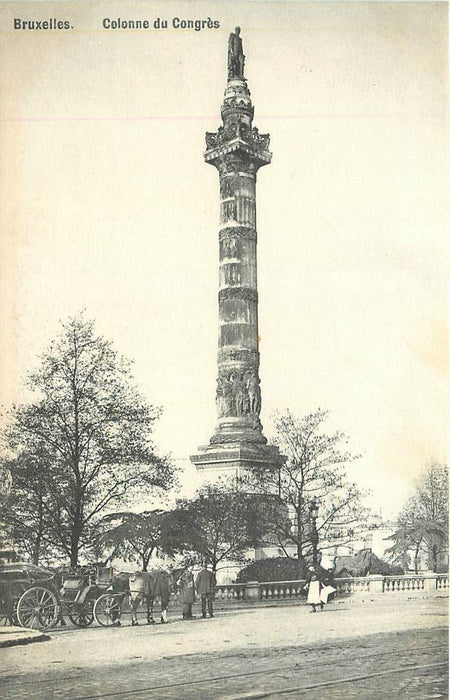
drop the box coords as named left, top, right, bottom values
left=209, top=433, right=267, bottom=446
left=206, top=125, right=270, bottom=153
left=218, top=347, right=259, bottom=365
left=221, top=97, right=254, bottom=121
left=204, top=138, right=271, bottom=167
left=221, top=171, right=254, bottom=179
left=219, top=288, right=258, bottom=303
left=219, top=227, right=256, bottom=241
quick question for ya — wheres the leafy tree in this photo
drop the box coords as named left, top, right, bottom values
left=0, top=314, right=176, bottom=566
left=1, top=448, right=57, bottom=565
left=246, top=409, right=369, bottom=576
left=386, top=461, right=448, bottom=573
left=0, top=464, right=11, bottom=504
left=94, top=509, right=172, bottom=571
left=163, top=481, right=282, bottom=573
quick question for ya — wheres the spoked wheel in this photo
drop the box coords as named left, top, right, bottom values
left=68, top=599, right=95, bottom=627
left=93, top=594, right=122, bottom=627
left=17, top=586, right=59, bottom=631
left=0, top=580, right=29, bottom=626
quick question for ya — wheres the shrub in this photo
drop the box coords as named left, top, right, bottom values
left=236, top=557, right=307, bottom=582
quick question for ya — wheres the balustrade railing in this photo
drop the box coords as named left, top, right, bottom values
left=213, top=572, right=448, bottom=602
left=384, top=575, right=425, bottom=593
left=334, top=577, right=371, bottom=595
left=260, top=580, right=305, bottom=600
left=437, top=574, right=448, bottom=589
left=214, top=583, right=246, bottom=601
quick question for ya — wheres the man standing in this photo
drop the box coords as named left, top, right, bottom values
left=180, top=567, right=195, bottom=620
left=195, top=562, right=216, bottom=618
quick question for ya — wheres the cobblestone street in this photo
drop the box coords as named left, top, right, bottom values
left=1, top=595, right=447, bottom=699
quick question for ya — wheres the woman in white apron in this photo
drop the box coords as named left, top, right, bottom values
left=306, top=566, right=337, bottom=612
left=307, top=573, right=322, bottom=612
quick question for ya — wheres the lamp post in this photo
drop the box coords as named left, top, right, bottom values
left=309, top=499, right=319, bottom=567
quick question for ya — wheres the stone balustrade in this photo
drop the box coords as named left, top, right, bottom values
left=259, top=580, right=304, bottom=600
left=213, top=573, right=448, bottom=602
left=436, top=574, right=448, bottom=589
left=214, top=583, right=246, bottom=601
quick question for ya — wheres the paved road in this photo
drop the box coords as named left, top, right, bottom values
left=1, top=596, right=447, bottom=699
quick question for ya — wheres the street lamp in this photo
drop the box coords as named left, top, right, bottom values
left=309, top=499, right=319, bottom=567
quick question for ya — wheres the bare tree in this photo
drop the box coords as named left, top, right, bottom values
left=247, top=409, right=369, bottom=576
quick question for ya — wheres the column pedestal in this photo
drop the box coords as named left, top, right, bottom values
left=191, top=442, right=282, bottom=480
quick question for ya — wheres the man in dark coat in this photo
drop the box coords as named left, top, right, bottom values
left=179, top=568, right=195, bottom=620
left=195, top=563, right=216, bottom=618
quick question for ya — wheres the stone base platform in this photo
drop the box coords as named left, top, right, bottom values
left=190, top=441, right=282, bottom=480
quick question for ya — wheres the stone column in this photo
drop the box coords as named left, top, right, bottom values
left=191, top=31, right=282, bottom=479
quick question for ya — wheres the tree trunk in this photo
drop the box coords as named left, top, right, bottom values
left=70, top=527, right=81, bottom=567
left=32, top=536, right=41, bottom=566
left=414, top=541, right=421, bottom=575
left=295, top=505, right=305, bottom=578
left=70, top=548, right=78, bottom=568
left=142, top=547, right=155, bottom=572
left=33, top=493, right=44, bottom=565
left=432, top=544, right=438, bottom=573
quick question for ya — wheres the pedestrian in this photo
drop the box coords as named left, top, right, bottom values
left=320, top=569, right=337, bottom=605
left=195, top=562, right=216, bottom=618
left=179, top=567, right=195, bottom=620
left=305, top=565, right=323, bottom=613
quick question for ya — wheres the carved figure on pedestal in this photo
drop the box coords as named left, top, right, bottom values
left=215, top=378, right=225, bottom=417
left=246, top=370, right=261, bottom=415
left=228, top=27, right=245, bottom=79
left=228, top=371, right=248, bottom=416
left=216, top=376, right=234, bottom=417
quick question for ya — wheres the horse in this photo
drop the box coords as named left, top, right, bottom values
left=128, top=567, right=185, bottom=626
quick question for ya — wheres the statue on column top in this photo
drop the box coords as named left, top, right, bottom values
left=228, top=27, right=245, bottom=79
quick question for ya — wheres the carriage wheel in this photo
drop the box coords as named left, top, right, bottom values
left=17, top=586, right=59, bottom=631
left=1, top=580, right=29, bottom=626
left=68, top=599, right=95, bottom=627
left=93, top=594, right=122, bottom=627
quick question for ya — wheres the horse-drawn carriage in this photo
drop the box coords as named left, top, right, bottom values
left=0, top=562, right=59, bottom=630
left=0, top=562, right=121, bottom=630
left=59, top=565, right=117, bottom=627
left=0, top=561, right=185, bottom=630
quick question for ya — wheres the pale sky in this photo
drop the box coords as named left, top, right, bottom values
left=0, top=1, right=447, bottom=518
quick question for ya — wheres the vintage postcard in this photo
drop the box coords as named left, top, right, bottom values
left=0, top=1, right=447, bottom=698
